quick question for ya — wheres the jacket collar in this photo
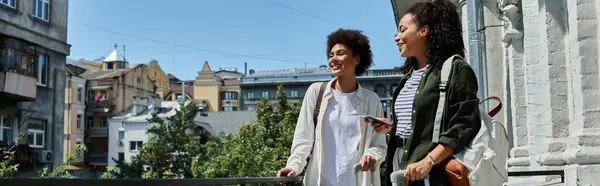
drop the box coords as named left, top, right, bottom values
left=323, top=77, right=365, bottom=101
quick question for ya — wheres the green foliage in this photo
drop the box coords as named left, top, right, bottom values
left=114, top=102, right=201, bottom=178
left=0, top=133, right=24, bottom=178
left=193, top=85, right=300, bottom=184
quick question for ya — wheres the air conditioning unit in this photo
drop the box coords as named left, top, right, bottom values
left=38, top=150, right=53, bottom=163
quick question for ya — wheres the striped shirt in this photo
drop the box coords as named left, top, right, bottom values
left=395, top=66, right=428, bottom=139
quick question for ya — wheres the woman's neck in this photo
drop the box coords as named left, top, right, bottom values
left=334, top=75, right=358, bottom=93
left=415, top=55, right=428, bottom=69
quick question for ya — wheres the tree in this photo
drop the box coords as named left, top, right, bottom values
left=193, top=85, right=300, bottom=183
left=112, top=102, right=201, bottom=178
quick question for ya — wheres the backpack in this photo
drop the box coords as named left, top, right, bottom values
left=432, top=55, right=509, bottom=186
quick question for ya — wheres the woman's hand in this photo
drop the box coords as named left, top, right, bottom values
left=359, top=155, right=378, bottom=171
left=373, top=117, right=392, bottom=134
left=276, top=168, right=296, bottom=177
left=404, top=158, right=433, bottom=182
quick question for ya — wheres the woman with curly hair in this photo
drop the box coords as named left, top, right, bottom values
left=374, top=0, right=481, bottom=185
left=277, top=28, right=387, bottom=186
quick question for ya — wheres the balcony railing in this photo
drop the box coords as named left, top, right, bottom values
left=87, top=152, right=108, bottom=165
left=88, top=99, right=114, bottom=112
left=0, top=177, right=303, bottom=186
left=87, top=127, right=108, bottom=137
left=0, top=71, right=37, bottom=102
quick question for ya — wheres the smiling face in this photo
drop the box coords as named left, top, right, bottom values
left=328, top=43, right=359, bottom=78
left=394, top=13, right=428, bottom=57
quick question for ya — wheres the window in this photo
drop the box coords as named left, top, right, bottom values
left=391, top=84, right=399, bottom=96
left=2, top=38, right=39, bottom=78
left=87, top=89, right=94, bottom=101
left=223, top=92, right=237, bottom=100
left=106, top=62, right=113, bottom=69
left=76, top=141, right=82, bottom=158
left=247, top=105, right=256, bottom=111
left=0, top=114, right=12, bottom=146
left=118, top=131, right=125, bottom=140
left=261, top=91, right=269, bottom=98
left=224, top=106, right=233, bottom=112
left=76, top=114, right=82, bottom=129
left=86, top=116, right=93, bottom=129
left=129, top=141, right=143, bottom=151
left=118, top=153, right=124, bottom=162
left=0, top=0, right=16, bottom=9
left=247, top=92, right=255, bottom=99
left=382, top=102, right=388, bottom=118
left=27, top=119, right=45, bottom=148
left=100, top=116, right=108, bottom=128
left=375, top=85, right=386, bottom=97
left=290, top=90, right=298, bottom=98
left=77, top=87, right=83, bottom=102
left=32, top=0, right=50, bottom=21
left=118, top=62, right=125, bottom=69
left=37, top=55, right=48, bottom=85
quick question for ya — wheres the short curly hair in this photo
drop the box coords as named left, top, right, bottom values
left=400, top=0, right=465, bottom=73
left=326, top=28, right=373, bottom=76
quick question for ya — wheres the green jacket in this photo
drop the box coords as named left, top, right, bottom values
left=384, top=58, right=481, bottom=186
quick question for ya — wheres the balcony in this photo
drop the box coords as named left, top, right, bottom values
left=0, top=71, right=37, bottom=102
left=221, top=99, right=238, bottom=106
left=87, top=127, right=108, bottom=137
left=87, top=152, right=108, bottom=165
left=88, top=99, right=114, bottom=112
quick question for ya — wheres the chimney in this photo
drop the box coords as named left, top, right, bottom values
left=249, top=69, right=255, bottom=75
left=244, top=62, right=248, bottom=75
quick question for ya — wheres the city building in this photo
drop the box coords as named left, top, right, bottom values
left=162, top=62, right=243, bottom=112
left=147, top=60, right=170, bottom=98
left=391, top=0, right=600, bottom=185
left=0, top=0, right=70, bottom=176
left=79, top=50, right=156, bottom=175
left=194, top=62, right=243, bottom=112
left=107, top=98, right=184, bottom=167
left=240, top=65, right=403, bottom=117
left=63, top=62, right=87, bottom=171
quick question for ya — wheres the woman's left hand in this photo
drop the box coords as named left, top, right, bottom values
left=404, top=158, right=433, bottom=182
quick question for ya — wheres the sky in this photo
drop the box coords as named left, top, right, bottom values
left=67, top=0, right=404, bottom=80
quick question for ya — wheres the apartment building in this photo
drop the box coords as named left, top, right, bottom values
left=240, top=65, right=403, bottom=117
left=63, top=63, right=87, bottom=171
left=0, top=0, right=70, bottom=176
left=78, top=51, right=156, bottom=174
left=162, top=61, right=243, bottom=112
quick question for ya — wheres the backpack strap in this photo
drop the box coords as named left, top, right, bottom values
left=307, top=82, right=327, bottom=163
left=432, top=55, right=462, bottom=143
left=313, top=82, right=327, bottom=127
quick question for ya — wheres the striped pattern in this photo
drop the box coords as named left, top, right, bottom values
left=395, top=67, right=427, bottom=139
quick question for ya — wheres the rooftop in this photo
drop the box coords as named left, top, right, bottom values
left=193, top=111, right=257, bottom=135
left=104, top=50, right=126, bottom=62
left=80, top=69, right=128, bottom=80
left=246, top=67, right=330, bottom=77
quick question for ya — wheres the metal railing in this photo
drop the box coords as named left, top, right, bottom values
left=0, top=177, right=303, bottom=186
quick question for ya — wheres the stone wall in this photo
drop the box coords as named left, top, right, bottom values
left=477, top=0, right=600, bottom=185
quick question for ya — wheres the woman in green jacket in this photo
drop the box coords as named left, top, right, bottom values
left=374, top=0, right=481, bottom=185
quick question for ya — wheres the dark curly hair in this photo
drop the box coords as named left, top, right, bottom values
left=326, top=28, right=373, bottom=76
left=400, top=0, right=465, bottom=73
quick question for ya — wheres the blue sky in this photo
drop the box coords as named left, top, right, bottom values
left=67, top=0, right=404, bottom=80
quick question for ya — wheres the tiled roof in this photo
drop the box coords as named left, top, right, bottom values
left=66, top=58, right=86, bottom=69
left=247, top=67, right=330, bottom=77
left=78, top=59, right=102, bottom=68
left=193, top=111, right=257, bottom=135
